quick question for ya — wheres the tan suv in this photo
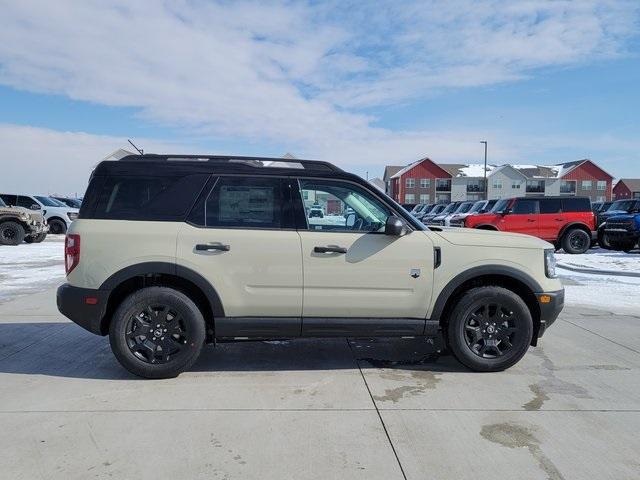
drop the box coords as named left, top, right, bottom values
left=0, top=196, right=48, bottom=245
left=57, top=155, right=563, bottom=378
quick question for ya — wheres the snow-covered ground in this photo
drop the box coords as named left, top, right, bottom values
left=0, top=235, right=65, bottom=304
left=0, top=236, right=637, bottom=314
left=557, top=249, right=640, bottom=273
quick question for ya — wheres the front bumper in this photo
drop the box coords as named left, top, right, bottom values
left=28, top=222, right=49, bottom=235
left=604, top=229, right=639, bottom=242
left=57, top=283, right=110, bottom=335
left=534, top=289, right=564, bottom=340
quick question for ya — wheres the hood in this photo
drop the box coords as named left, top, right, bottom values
left=433, top=226, right=552, bottom=250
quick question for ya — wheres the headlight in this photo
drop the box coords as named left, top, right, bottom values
left=544, top=249, right=557, bottom=278
left=67, top=212, right=79, bottom=221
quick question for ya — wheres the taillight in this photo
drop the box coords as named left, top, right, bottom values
left=65, top=234, right=80, bottom=275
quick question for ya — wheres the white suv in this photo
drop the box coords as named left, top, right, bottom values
left=57, top=155, right=563, bottom=379
left=0, top=194, right=79, bottom=234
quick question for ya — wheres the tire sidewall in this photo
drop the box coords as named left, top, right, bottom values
left=447, top=287, right=533, bottom=372
left=109, top=287, right=206, bottom=379
left=48, top=219, right=67, bottom=235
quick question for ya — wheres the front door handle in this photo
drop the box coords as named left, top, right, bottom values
left=314, top=246, right=347, bottom=254
left=527, top=219, right=536, bottom=222
left=195, top=243, right=230, bottom=252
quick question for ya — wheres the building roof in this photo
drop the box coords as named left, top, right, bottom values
left=439, top=163, right=497, bottom=178
left=512, top=165, right=559, bottom=178
left=368, top=177, right=385, bottom=192
left=554, top=159, right=614, bottom=180
left=616, top=179, right=640, bottom=192
left=383, top=165, right=403, bottom=181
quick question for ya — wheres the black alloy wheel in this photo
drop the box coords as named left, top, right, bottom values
left=48, top=219, right=66, bottom=235
left=447, top=286, right=533, bottom=372
left=463, top=303, right=517, bottom=358
left=562, top=229, right=590, bottom=254
left=125, top=304, right=189, bottom=365
left=0, top=221, right=26, bottom=246
left=109, top=287, right=206, bottom=379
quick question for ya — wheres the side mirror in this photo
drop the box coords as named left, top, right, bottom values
left=385, top=215, right=404, bottom=236
left=345, top=213, right=357, bottom=228
left=30, top=204, right=41, bottom=210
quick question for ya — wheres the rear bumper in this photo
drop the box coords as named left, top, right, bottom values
left=57, top=283, right=110, bottom=335
left=535, top=289, right=564, bottom=339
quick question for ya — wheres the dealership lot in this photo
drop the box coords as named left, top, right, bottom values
left=0, top=243, right=638, bottom=479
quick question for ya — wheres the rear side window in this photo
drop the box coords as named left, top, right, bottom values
left=199, top=176, right=286, bottom=229
left=539, top=198, right=561, bottom=214
left=561, top=198, right=591, bottom=212
left=512, top=199, right=538, bottom=214
left=93, top=174, right=209, bottom=221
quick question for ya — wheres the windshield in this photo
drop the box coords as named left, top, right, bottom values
left=491, top=199, right=510, bottom=213
left=468, top=201, right=485, bottom=213
left=56, top=197, right=82, bottom=208
left=441, top=203, right=458, bottom=214
left=35, top=196, right=65, bottom=207
left=455, top=202, right=474, bottom=214
left=608, top=200, right=634, bottom=211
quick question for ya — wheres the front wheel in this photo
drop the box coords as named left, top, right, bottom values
left=109, top=287, right=206, bottom=379
left=597, top=228, right=611, bottom=250
left=447, top=286, right=533, bottom=372
left=48, top=219, right=67, bottom=234
left=0, top=221, right=26, bottom=245
left=24, top=232, right=47, bottom=244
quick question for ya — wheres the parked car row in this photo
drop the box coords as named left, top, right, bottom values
left=0, top=193, right=81, bottom=245
left=407, top=196, right=640, bottom=255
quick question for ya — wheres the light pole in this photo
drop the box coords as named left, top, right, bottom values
left=480, top=141, right=488, bottom=200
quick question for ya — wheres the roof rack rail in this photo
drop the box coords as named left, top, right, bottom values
left=117, top=154, right=341, bottom=172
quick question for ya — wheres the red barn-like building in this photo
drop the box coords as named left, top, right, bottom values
left=386, top=157, right=453, bottom=205
left=613, top=179, right=640, bottom=200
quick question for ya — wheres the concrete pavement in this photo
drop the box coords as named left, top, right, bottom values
left=0, top=287, right=638, bottom=479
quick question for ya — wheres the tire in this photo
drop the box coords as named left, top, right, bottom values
left=597, top=228, right=611, bottom=250
left=446, top=286, right=533, bottom=372
left=0, top=221, right=26, bottom=246
left=24, top=232, right=47, bottom=244
left=109, top=287, right=206, bottom=379
left=561, top=228, right=590, bottom=254
left=48, top=218, right=67, bottom=234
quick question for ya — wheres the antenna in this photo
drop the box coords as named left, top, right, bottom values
left=128, top=139, right=144, bottom=155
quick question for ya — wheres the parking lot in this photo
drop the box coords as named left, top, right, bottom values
left=0, top=239, right=638, bottom=479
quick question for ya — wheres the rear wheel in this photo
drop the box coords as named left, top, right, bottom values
left=561, top=228, right=590, bottom=254
left=109, top=287, right=206, bottom=379
left=0, top=221, right=25, bottom=245
left=447, top=286, right=533, bottom=372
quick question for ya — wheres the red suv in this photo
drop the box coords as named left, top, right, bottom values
left=464, top=196, right=595, bottom=254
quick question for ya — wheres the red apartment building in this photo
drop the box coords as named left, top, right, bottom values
left=613, top=179, right=640, bottom=200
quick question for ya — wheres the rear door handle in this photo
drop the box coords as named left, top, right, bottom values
left=314, top=246, right=347, bottom=254
left=195, top=243, right=230, bottom=252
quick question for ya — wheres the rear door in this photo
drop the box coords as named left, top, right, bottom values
left=177, top=176, right=303, bottom=333
left=503, top=198, right=539, bottom=236
left=294, top=178, right=434, bottom=331
left=538, top=198, right=562, bottom=240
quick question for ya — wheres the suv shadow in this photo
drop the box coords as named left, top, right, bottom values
left=0, top=323, right=466, bottom=380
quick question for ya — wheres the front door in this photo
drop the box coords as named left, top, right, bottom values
left=295, top=178, right=434, bottom=330
left=177, top=176, right=303, bottom=335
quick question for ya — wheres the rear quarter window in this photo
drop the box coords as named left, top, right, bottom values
left=561, top=198, right=591, bottom=212
left=92, top=174, right=209, bottom=221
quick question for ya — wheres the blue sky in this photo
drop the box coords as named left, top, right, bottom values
left=1, top=0, right=639, bottom=193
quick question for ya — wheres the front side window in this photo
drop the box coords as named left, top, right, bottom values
left=204, top=176, right=284, bottom=228
left=512, top=199, right=538, bottom=214
left=298, top=179, right=392, bottom=233
left=17, top=196, right=38, bottom=209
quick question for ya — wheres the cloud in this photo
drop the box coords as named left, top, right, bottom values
left=0, top=0, right=637, bottom=145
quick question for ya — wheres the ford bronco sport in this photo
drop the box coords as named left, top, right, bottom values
left=57, top=155, right=563, bottom=379
left=0, top=196, right=48, bottom=245
left=464, top=196, right=595, bottom=254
